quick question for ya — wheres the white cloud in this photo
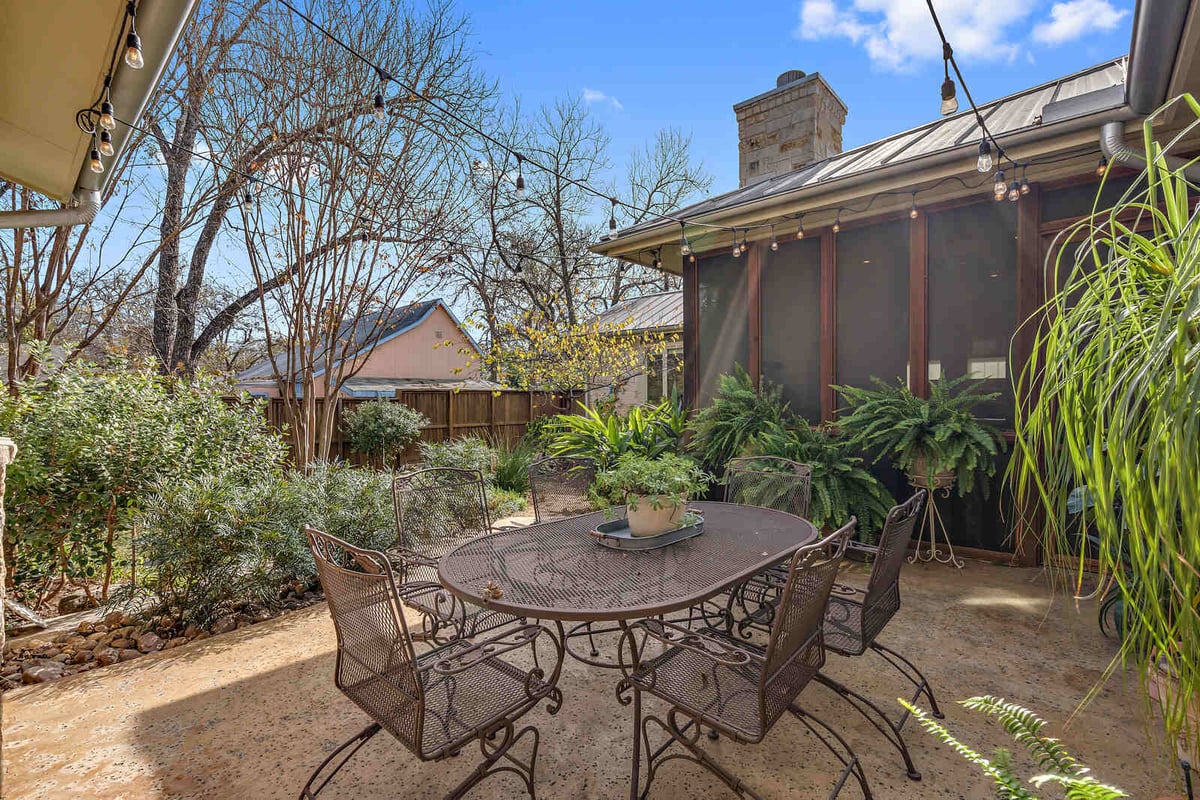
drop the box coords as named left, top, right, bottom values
left=1032, top=0, right=1128, bottom=45
left=582, top=88, right=623, bottom=111
left=796, top=0, right=1039, bottom=72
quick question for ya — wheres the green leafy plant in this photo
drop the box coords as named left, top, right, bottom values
left=688, top=366, right=788, bottom=472
left=546, top=398, right=685, bottom=469
left=418, top=436, right=496, bottom=474
left=341, top=400, right=428, bottom=466
left=903, top=696, right=1126, bottom=799
left=1010, top=97, right=1200, bottom=759
left=0, top=359, right=286, bottom=607
left=593, top=453, right=710, bottom=511
left=750, top=423, right=894, bottom=541
left=489, top=435, right=536, bottom=495
left=834, top=375, right=1005, bottom=496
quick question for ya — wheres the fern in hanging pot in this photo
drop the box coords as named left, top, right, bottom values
left=833, top=375, right=1005, bottom=495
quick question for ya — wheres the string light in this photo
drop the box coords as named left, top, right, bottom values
left=608, top=197, right=618, bottom=235
left=515, top=154, right=526, bottom=199
left=796, top=216, right=805, bottom=240
left=992, top=169, right=1006, bottom=201
left=679, top=222, right=691, bottom=256
left=939, top=43, right=958, bottom=115
left=124, top=2, right=144, bottom=69
left=89, top=137, right=104, bottom=174
left=739, top=230, right=749, bottom=254
left=652, top=249, right=662, bottom=269
left=1007, top=180, right=1020, bottom=202
left=1019, top=169, right=1030, bottom=196
left=98, top=130, right=114, bottom=157
left=373, top=90, right=385, bottom=121
left=1096, top=155, right=1108, bottom=177
left=732, top=233, right=741, bottom=257
left=769, top=225, right=778, bottom=251
left=976, top=139, right=993, bottom=172
left=909, top=193, right=919, bottom=219
left=832, top=212, right=841, bottom=234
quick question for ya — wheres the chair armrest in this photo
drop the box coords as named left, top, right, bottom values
left=831, top=582, right=866, bottom=597
left=845, top=540, right=878, bottom=558
left=635, top=619, right=759, bottom=667
left=386, top=547, right=439, bottom=569
left=423, top=624, right=546, bottom=676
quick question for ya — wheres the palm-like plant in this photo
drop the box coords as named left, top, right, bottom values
left=1010, top=97, right=1200, bottom=761
left=835, top=374, right=1005, bottom=496
left=903, top=696, right=1127, bottom=799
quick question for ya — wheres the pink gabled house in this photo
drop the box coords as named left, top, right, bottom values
left=235, top=299, right=497, bottom=398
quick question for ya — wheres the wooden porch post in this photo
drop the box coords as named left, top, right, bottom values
left=909, top=213, right=929, bottom=398
left=1012, top=181, right=1043, bottom=567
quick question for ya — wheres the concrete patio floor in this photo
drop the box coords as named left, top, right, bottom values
left=2, top=560, right=1177, bottom=799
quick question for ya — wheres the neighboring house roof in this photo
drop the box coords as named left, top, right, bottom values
left=603, top=59, right=1127, bottom=244
left=338, top=376, right=505, bottom=394
left=237, top=299, right=478, bottom=382
left=594, top=291, right=682, bottom=333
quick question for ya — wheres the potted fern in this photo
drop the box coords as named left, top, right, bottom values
left=594, top=453, right=710, bottom=537
left=834, top=375, right=1005, bottom=496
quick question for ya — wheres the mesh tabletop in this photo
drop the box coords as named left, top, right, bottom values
left=438, top=502, right=818, bottom=622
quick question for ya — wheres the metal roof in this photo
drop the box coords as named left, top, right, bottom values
left=607, top=59, right=1127, bottom=242
left=594, top=291, right=682, bottom=332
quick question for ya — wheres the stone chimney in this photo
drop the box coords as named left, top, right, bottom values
left=734, top=70, right=847, bottom=187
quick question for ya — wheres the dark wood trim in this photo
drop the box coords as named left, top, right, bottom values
left=949, top=543, right=1029, bottom=566
left=819, top=229, right=837, bottom=421
left=1012, top=180, right=1042, bottom=568
left=747, top=243, right=762, bottom=385
left=908, top=212, right=928, bottom=398
left=682, top=255, right=700, bottom=409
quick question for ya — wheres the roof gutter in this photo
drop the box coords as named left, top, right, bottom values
left=0, top=0, right=198, bottom=230
left=1126, top=0, right=1191, bottom=116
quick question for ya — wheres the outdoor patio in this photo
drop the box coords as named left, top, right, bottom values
left=3, top=558, right=1172, bottom=799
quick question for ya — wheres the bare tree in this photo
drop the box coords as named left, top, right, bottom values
left=236, top=0, right=485, bottom=465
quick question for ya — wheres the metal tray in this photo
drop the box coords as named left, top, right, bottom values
left=588, top=513, right=704, bottom=551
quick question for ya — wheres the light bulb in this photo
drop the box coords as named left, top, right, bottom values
left=1007, top=181, right=1020, bottom=202
left=796, top=224, right=805, bottom=240
left=99, top=130, right=114, bottom=157
left=688, top=253, right=696, bottom=264
left=832, top=218, right=841, bottom=234
left=733, top=241, right=741, bottom=257
left=515, top=174, right=525, bottom=199
left=976, top=140, right=992, bottom=173
left=89, top=149, right=104, bottom=174
left=99, top=102, right=115, bottom=131
left=373, top=93, right=385, bottom=121
left=940, top=77, right=958, bottom=116
left=1019, top=177, right=1030, bottom=195
left=1096, top=156, right=1108, bottom=177
left=992, top=170, right=1006, bottom=198
left=770, top=236, right=778, bottom=251
left=124, top=31, right=144, bottom=69
left=679, top=233, right=691, bottom=256
left=609, top=198, right=618, bottom=234
left=909, top=205, right=919, bottom=220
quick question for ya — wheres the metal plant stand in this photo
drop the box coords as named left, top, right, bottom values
left=906, top=475, right=963, bottom=568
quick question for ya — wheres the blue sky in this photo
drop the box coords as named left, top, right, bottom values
left=462, top=0, right=1135, bottom=197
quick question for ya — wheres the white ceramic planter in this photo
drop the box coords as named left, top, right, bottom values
left=626, top=496, right=683, bottom=537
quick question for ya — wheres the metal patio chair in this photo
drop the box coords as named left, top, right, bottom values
left=623, top=519, right=873, bottom=800
left=392, top=467, right=521, bottom=641
left=703, top=456, right=813, bottom=636
left=528, top=456, right=596, bottom=523
left=818, top=489, right=942, bottom=782
left=301, top=528, right=564, bottom=800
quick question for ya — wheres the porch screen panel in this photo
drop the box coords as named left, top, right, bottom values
left=835, top=220, right=909, bottom=392
left=696, top=253, right=748, bottom=406
left=762, top=238, right=821, bottom=422
left=1041, top=175, right=1139, bottom=222
left=927, top=200, right=1017, bottom=426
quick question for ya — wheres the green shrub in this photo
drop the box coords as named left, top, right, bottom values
left=342, top=400, right=428, bottom=466
left=546, top=398, right=686, bottom=469
left=123, top=462, right=397, bottom=625
left=490, top=436, right=536, bottom=494
left=418, top=436, right=496, bottom=475
left=0, top=359, right=286, bottom=604
left=750, top=424, right=895, bottom=542
left=487, top=486, right=528, bottom=519
left=688, top=366, right=788, bottom=472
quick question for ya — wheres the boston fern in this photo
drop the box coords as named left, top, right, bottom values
left=903, top=696, right=1127, bottom=799
left=834, top=375, right=1005, bottom=496
left=750, top=423, right=894, bottom=542
left=689, top=365, right=789, bottom=472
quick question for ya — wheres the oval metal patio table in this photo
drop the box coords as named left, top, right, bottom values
left=438, top=501, right=818, bottom=800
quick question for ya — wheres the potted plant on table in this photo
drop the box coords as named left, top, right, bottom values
left=833, top=374, right=1005, bottom=496
left=594, top=453, right=710, bottom=537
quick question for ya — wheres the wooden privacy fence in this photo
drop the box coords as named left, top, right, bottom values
left=243, top=389, right=570, bottom=464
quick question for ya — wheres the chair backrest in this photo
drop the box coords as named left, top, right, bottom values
left=528, top=456, right=596, bottom=522
left=758, top=518, right=853, bottom=731
left=393, top=467, right=491, bottom=557
left=723, top=456, right=813, bottom=519
left=860, top=490, right=926, bottom=646
left=306, top=527, right=424, bottom=751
